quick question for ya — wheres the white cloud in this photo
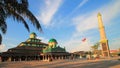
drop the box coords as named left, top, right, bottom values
left=110, top=37, right=120, bottom=50
left=73, top=0, right=120, bottom=33
left=73, top=13, right=98, bottom=33
left=64, top=38, right=93, bottom=52
left=0, top=44, right=7, bottom=52
left=37, top=36, right=48, bottom=43
left=73, top=0, right=88, bottom=12
left=3, top=37, right=21, bottom=51
left=38, top=0, right=63, bottom=27
left=70, top=0, right=89, bottom=16
left=64, top=0, right=120, bottom=52
left=60, top=0, right=89, bottom=25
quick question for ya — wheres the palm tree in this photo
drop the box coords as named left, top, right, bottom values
left=0, top=0, right=42, bottom=44
left=119, top=48, right=120, bottom=52
left=91, top=42, right=100, bottom=54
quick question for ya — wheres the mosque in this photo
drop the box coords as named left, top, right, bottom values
left=0, top=32, right=70, bottom=62
left=0, top=13, right=110, bottom=62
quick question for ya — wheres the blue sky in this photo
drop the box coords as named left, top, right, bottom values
left=0, top=0, right=120, bottom=52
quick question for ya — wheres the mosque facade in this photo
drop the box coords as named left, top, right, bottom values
left=0, top=32, right=70, bottom=62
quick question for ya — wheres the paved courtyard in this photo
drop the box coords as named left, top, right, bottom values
left=0, top=58, right=120, bottom=68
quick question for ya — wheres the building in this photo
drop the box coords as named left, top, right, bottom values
left=0, top=33, right=70, bottom=62
left=71, top=51, right=86, bottom=59
left=97, top=13, right=110, bottom=57
left=1, top=32, right=47, bottom=62
left=110, top=50, right=119, bottom=57
left=42, top=38, right=70, bottom=61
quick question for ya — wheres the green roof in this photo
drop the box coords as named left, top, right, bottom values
left=43, top=46, right=66, bottom=53
left=48, top=38, right=57, bottom=43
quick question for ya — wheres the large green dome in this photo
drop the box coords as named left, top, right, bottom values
left=48, top=38, right=57, bottom=43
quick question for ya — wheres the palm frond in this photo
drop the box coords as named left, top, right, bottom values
left=11, top=12, right=30, bottom=32
left=3, top=1, right=30, bottom=32
left=0, top=21, right=7, bottom=34
left=0, top=0, right=43, bottom=44
left=24, top=10, right=42, bottom=32
left=0, top=34, right=2, bottom=44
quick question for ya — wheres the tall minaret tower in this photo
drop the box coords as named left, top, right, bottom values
left=97, top=13, right=110, bottom=57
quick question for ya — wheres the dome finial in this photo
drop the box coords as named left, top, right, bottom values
left=97, top=12, right=101, bottom=17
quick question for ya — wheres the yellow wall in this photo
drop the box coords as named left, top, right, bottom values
left=30, top=34, right=36, bottom=38
left=48, top=42, right=57, bottom=48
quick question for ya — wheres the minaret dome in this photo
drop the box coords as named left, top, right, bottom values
left=30, top=32, right=37, bottom=38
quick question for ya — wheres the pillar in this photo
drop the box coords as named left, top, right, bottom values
left=25, top=56, right=27, bottom=61
left=97, top=13, right=110, bottom=57
left=0, top=56, right=1, bottom=62
left=62, top=56, right=64, bottom=60
left=8, top=57, right=11, bottom=62
left=19, top=58, right=21, bottom=61
left=45, top=55, right=47, bottom=60
left=55, top=56, right=57, bottom=60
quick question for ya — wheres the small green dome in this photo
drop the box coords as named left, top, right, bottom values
left=30, top=32, right=37, bottom=38
left=48, top=38, right=57, bottom=43
left=30, top=32, right=36, bottom=35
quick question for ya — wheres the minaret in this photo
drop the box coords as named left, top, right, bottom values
left=97, top=13, right=110, bottom=57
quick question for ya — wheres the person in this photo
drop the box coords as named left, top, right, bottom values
left=86, top=54, right=91, bottom=60
left=49, top=57, right=52, bottom=62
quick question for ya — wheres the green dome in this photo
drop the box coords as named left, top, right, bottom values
left=31, top=32, right=36, bottom=36
left=30, top=32, right=37, bottom=38
left=48, top=38, right=57, bottom=43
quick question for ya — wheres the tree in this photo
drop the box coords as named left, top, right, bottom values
left=119, top=48, right=120, bottom=52
left=91, top=42, right=100, bottom=54
left=0, top=0, right=42, bottom=44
